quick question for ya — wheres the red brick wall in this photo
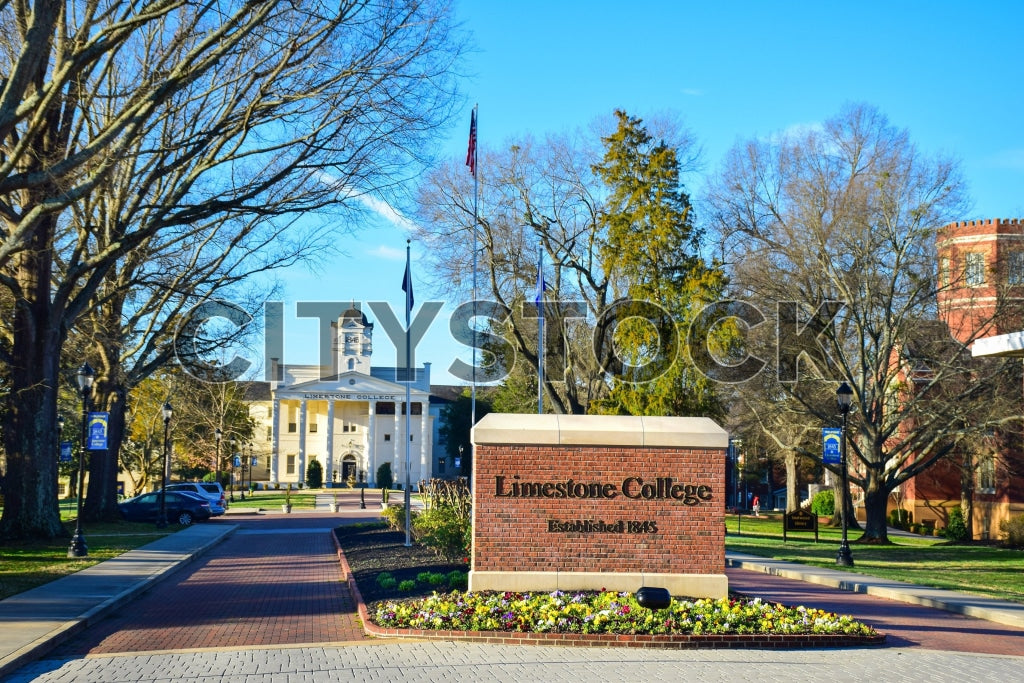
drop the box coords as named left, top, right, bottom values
left=472, top=444, right=725, bottom=575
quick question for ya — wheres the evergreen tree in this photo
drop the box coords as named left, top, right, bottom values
left=591, top=111, right=727, bottom=417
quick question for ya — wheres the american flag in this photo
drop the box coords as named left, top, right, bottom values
left=466, top=108, right=477, bottom=177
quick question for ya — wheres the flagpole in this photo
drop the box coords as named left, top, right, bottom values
left=469, top=105, right=479, bottom=431
left=537, top=248, right=544, bottom=414
left=403, top=239, right=413, bottom=547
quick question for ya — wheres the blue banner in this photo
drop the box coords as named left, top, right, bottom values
left=233, top=455, right=241, bottom=468
left=822, top=427, right=842, bottom=465
left=59, top=441, right=73, bottom=462
left=87, top=412, right=109, bottom=450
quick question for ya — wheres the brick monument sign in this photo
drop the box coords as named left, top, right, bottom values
left=469, top=413, right=728, bottom=598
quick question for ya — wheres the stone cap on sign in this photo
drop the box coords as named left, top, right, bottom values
left=471, top=413, right=728, bottom=448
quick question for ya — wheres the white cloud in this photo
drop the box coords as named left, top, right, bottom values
left=357, top=194, right=416, bottom=232
left=681, top=88, right=704, bottom=97
left=369, top=244, right=405, bottom=260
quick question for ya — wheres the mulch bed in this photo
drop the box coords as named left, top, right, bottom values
left=334, top=523, right=467, bottom=605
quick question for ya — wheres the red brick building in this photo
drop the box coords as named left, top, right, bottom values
left=902, top=218, right=1024, bottom=539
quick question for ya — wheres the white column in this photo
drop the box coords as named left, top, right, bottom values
left=270, top=398, right=281, bottom=482
left=393, top=407, right=401, bottom=483
left=419, top=401, right=429, bottom=485
left=326, top=400, right=335, bottom=485
left=367, top=401, right=376, bottom=484
left=298, top=399, right=307, bottom=485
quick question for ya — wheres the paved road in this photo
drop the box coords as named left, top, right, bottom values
left=3, top=511, right=1023, bottom=682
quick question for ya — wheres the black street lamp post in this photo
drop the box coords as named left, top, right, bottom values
left=836, top=382, right=855, bottom=567
left=68, top=363, right=94, bottom=558
left=215, top=427, right=222, bottom=491
left=229, top=438, right=237, bottom=501
left=244, top=444, right=253, bottom=499
left=359, top=470, right=366, bottom=509
left=156, top=402, right=173, bottom=529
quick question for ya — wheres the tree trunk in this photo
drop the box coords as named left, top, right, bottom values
left=859, top=482, right=891, bottom=543
left=785, top=451, right=798, bottom=512
left=960, top=453, right=975, bottom=541
left=0, top=221, right=66, bottom=540
left=83, top=385, right=126, bottom=522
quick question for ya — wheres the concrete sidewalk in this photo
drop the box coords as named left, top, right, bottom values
left=3, top=525, right=1024, bottom=679
left=0, top=524, right=235, bottom=678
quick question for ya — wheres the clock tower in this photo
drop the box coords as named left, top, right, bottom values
left=336, top=303, right=373, bottom=375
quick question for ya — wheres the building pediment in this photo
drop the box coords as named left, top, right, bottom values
left=277, top=371, right=427, bottom=401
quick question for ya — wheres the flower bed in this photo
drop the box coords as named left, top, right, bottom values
left=373, top=590, right=877, bottom=637
left=332, top=526, right=884, bottom=649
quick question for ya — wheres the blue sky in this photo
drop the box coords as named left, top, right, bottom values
left=267, top=1, right=1024, bottom=385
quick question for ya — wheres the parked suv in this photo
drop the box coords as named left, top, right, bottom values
left=165, top=482, right=227, bottom=515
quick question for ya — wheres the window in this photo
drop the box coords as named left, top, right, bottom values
left=965, top=252, right=985, bottom=287
left=384, top=434, right=391, bottom=442
left=310, top=422, right=318, bottom=433
left=288, top=422, right=296, bottom=433
left=1008, top=251, right=1024, bottom=285
left=347, top=358, right=355, bottom=370
left=266, top=426, right=272, bottom=442
left=267, top=406, right=273, bottom=418
left=977, top=454, right=996, bottom=494
left=401, top=402, right=422, bottom=415
left=938, top=256, right=951, bottom=287
left=265, top=456, right=271, bottom=470
left=286, top=454, right=296, bottom=475
left=377, top=402, right=396, bottom=415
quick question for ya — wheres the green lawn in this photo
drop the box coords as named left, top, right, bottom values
left=233, top=491, right=317, bottom=509
left=725, top=513, right=1024, bottom=605
left=0, top=520, right=176, bottom=600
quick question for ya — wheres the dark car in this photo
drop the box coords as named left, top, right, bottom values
left=118, top=490, right=212, bottom=526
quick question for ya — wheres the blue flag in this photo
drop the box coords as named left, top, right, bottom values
left=535, top=252, right=545, bottom=306
left=402, top=243, right=414, bottom=313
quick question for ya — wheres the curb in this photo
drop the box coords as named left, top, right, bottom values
left=330, top=532, right=885, bottom=650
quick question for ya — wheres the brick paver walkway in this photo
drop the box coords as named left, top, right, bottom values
left=51, top=517, right=367, bottom=655
left=726, top=567, right=1024, bottom=656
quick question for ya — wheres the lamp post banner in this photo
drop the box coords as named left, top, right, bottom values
left=87, top=412, right=109, bottom=450
left=822, top=427, right=842, bottom=465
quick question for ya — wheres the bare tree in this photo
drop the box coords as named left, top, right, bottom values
left=706, top=103, right=1021, bottom=542
left=415, top=112, right=705, bottom=414
left=0, top=0, right=465, bottom=539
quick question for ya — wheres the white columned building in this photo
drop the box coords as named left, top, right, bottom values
left=265, top=305, right=435, bottom=488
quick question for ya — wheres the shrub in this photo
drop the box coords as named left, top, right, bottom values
left=417, top=572, right=446, bottom=586
left=413, top=479, right=472, bottom=562
left=999, top=514, right=1024, bottom=548
left=945, top=506, right=968, bottom=542
left=888, top=508, right=912, bottom=529
left=305, top=459, right=323, bottom=489
left=375, top=572, right=394, bottom=587
left=375, top=573, right=397, bottom=590
left=446, top=570, right=468, bottom=591
left=398, top=580, right=416, bottom=591
left=381, top=503, right=411, bottom=532
left=377, top=462, right=393, bottom=491
left=811, top=489, right=835, bottom=517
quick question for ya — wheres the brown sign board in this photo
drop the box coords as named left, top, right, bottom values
left=783, top=508, right=818, bottom=542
